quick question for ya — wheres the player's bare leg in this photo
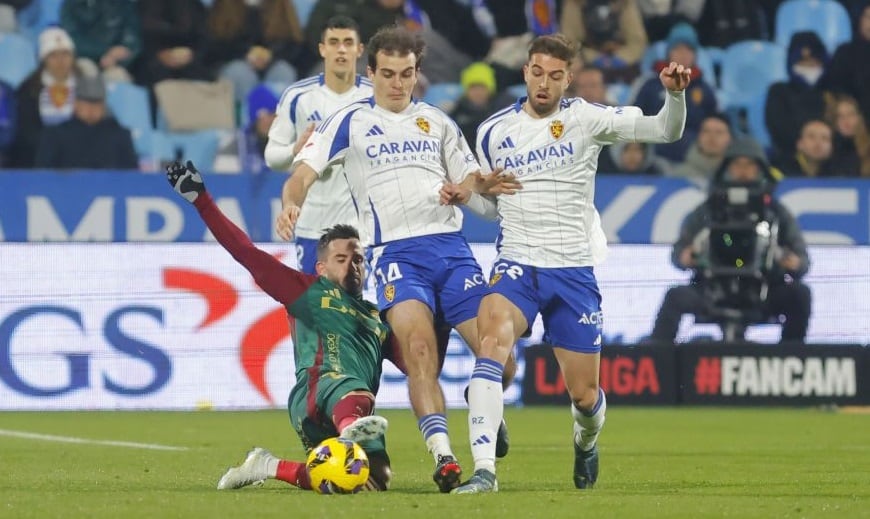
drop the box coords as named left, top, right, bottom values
left=553, top=348, right=605, bottom=489
left=386, top=299, right=461, bottom=492
left=453, top=294, right=527, bottom=494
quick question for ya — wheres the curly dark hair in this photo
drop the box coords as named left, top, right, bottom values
left=528, top=33, right=578, bottom=64
left=367, top=25, right=425, bottom=71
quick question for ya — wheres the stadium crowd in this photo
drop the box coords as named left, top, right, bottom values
left=1, top=0, right=869, bottom=180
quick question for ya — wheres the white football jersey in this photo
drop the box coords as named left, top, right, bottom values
left=268, top=74, right=373, bottom=240
left=477, top=97, right=676, bottom=268
left=294, top=99, right=480, bottom=246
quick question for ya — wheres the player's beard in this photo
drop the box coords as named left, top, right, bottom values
left=344, top=269, right=363, bottom=296
left=529, top=95, right=559, bottom=117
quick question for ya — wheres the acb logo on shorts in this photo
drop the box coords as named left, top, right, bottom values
left=384, top=283, right=395, bottom=302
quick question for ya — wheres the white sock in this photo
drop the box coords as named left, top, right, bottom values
left=265, top=457, right=279, bottom=478
left=419, top=414, right=453, bottom=460
left=572, top=388, right=606, bottom=452
left=468, top=358, right=504, bottom=474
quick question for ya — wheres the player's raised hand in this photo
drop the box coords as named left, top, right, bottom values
left=473, top=169, right=522, bottom=196
left=439, top=182, right=471, bottom=205
left=166, top=160, right=205, bottom=202
left=276, top=204, right=301, bottom=241
left=659, top=61, right=692, bottom=92
left=292, top=123, right=317, bottom=156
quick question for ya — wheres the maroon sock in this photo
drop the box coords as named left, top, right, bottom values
left=275, top=460, right=311, bottom=489
left=332, top=394, right=374, bottom=433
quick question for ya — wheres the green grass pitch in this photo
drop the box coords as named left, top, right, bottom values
left=1, top=407, right=868, bottom=518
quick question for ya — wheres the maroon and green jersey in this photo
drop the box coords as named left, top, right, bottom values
left=194, top=192, right=390, bottom=394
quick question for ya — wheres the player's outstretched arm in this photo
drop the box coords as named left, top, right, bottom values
left=276, top=163, right=318, bottom=241
left=166, top=161, right=315, bottom=306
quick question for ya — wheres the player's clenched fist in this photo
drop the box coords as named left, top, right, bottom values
left=276, top=204, right=301, bottom=241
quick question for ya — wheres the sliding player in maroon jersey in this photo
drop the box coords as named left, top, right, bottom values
left=166, top=160, right=396, bottom=492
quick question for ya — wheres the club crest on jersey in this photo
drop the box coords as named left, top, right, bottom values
left=384, top=283, right=395, bottom=302
left=488, top=273, right=502, bottom=286
left=550, top=120, right=564, bottom=139
left=415, top=117, right=430, bottom=134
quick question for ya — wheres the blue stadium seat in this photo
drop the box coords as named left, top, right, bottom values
left=775, top=0, right=852, bottom=55
left=16, top=0, right=64, bottom=41
left=0, top=32, right=37, bottom=88
left=423, top=82, right=464, bottom=112
left=720, top=41, right=787, bottom=110
left=606, top=82, right=632, bottom=105
left=106, top=82, right=155, bottom=160
left=505, top=83, right=527, bottom=99
left=293, top=0, right=318, bottom=26
left=745, top=92, right=772, bottom=150
left=639, top=40, right=667, bottom=75
left=153, top=130, right=221, bottom=171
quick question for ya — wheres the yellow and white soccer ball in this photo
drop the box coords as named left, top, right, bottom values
left=306, top=437, right=370, bottom=494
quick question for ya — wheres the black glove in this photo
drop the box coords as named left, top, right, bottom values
left=166, top=160, right=205, bottom=203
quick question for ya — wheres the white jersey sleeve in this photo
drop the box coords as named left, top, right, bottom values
left=579, top=90, right=686, bottom=145
left=265, top=80, right=307, bottom=170
left=441, top=115, right=480, bottom=184
left=293, top=100, right=366, bottom=175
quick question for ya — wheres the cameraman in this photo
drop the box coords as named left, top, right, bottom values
left=650, top=137, right=812, bottom=343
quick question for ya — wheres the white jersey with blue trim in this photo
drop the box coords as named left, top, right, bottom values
left=294, top=98, right=480, bottom=246
left=267, top=74, right=373, bottom=240
left=477, top=96, right=678, bottom=268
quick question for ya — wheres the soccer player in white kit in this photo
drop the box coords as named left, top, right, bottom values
left=265, top=16, right=372, bottom=274
left=446, top=34, right=692, bottom=494
left=275, top=26, right=519, bottom=493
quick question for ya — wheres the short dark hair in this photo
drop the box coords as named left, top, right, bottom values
left=528, top=34, right=577, bottom=64
left=703, top=113, right=733, bottom=133
left=367, top=25, right=425, bottom=71
left=321, top=15, right=360, bottom=42
left=316, top=224, right=361, bottom=261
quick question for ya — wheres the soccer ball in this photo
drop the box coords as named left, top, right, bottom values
left=306, top=437, right=370, bottom=494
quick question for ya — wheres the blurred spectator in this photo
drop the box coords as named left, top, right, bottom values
left=450, top=62, right=498, bottom=149
left=204, top=0, right=304, bottom=102
left=821, top=1, right=870, bottom=124
left=135, top=0, right=212, bottom=86
left=413, top=0, right=493, bottom=83
left=774, top=119, right=837, bottom=177
left=60, top=0, right=142, bottom=83
left=633, top=22, right=718, bottom=162
left=0, top=79, right=14, bottom=167
left=695, top=0, right=767, bottom=48
left=560, top=0, right=648, bottom=83
left=240, top=84, right=278, bottom=174
left=597, top=141, right=667, bottom=175
left=825, top=93, right=870, bottom=176
left=569, top=66, right=614, bottom=104
left=636, top=0, right=705, bottom=42
left=305, top=0, right=489, bottom=83
left=650, top=136, right=811, bottom=344
left=35, top=76, right=137, bottom=169
left=0, top=0, right=32, bottom=30
left=479, top=0, right=559, bottom=92
left=672, top=113, right=732, bottom=185
left=765, top=31, right=829, bottom=162
left=8, top=27, right=85, bottom=168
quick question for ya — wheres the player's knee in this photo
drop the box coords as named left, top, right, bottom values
left=571, top=384, right=600, bottom=411
left=403, top=336, right=439, bottom=374
left=479, top=334, right=512, bottom=363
